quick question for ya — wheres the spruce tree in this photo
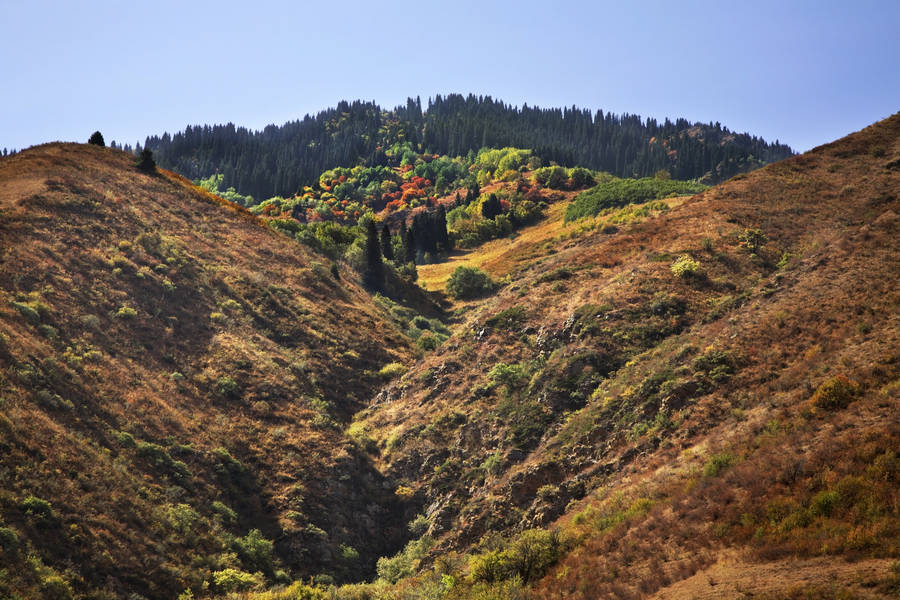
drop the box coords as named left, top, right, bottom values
left=404, top=227, right=416, bottom=265
left=436, top=205, right=451, bottom=253
left=482, top=193, right=502, bottom=220
left=363, top=219, right=383, bottom=290
left=380, top=224, right=394, bottom=261
left=136, top=149, right=156, bottom=172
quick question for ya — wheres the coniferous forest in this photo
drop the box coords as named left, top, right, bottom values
left=140, top=94, right=794, bottom=201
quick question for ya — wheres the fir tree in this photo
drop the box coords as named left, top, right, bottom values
left=482, top=193, right=502, bottom=220
left=404, top=227, right=416, bottom=265
left=380, top=224, right=394, bottom=261
left=136, top=149, right=156, bottom=173
left=436, top=205, right=451, bottom=253
left=363, top=219, right=383, bottom=290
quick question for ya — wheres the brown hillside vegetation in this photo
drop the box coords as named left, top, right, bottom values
left=0, top=144, right=417, bottom=598
left=347, top=114, right=899, bottom=598
left=0, top=109, right=898, bottom=600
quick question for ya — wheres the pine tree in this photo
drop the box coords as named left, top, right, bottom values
left=380, top=224, right=394, bottom=261
left=404, top=227, right=416, bottom=265
left=363, top=219, right=383, bottom=290
left=88, top=131, right=105, bottom=147
left=436, top=205, right=451, bottom=253
left=482, top=193, right=502, bottom=220
left=136, top=149, right=156, bottom=172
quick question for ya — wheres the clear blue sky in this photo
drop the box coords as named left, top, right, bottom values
left=2, top=0, right=898, bottom=153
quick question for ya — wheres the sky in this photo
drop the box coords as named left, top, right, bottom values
left=2, top=0, right=898, bottom=153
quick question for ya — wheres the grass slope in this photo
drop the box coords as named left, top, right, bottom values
left=0, top=144, right=416, bottom=599
left=346, top=114, right=900, bottom=598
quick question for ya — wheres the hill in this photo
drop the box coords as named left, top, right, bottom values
left=341, top=113, right=899, bottom=598
left=0, top=144, right=422, bottom=598
left=0, top=111, right=896, bottom=600
left=141, top=94, right=794, bottom=201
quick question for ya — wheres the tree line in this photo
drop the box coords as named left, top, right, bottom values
left=140, top=95, right=794, bottom=201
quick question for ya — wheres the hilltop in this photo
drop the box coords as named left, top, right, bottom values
left=142, top=94, right=793, bottom=201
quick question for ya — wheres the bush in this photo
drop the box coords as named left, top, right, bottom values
left=485, top=306, right=527, bottom=330
left=211, top=569, right=262, bottom=593
left=671, top=255, right=701, bottom=278
left=703, top=452, right=734, bottom=477
left=233, top=529, right=274, bottom=574
left=115, top=305, right=138, bottom=319
left=21, top=495, right=54, bottom=521
left=810, top=375, right=858, bottom=411
left=40, top=574, right=74, bottom=600
left=216, top=376, right=241, bottom=399
left=469, top=529, right=564, bottom=583
left=446, top=266, right=496, bottom=300
left=376, top=535, right=434, bottom=583
left=378, top=362, right=407, bottom=380
left=0, top=526, right=19, bottom=552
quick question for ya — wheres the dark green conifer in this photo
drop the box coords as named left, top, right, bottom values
left=363, top=219, right=383, bottom=290
left=380, top=224, right=394, bottom=261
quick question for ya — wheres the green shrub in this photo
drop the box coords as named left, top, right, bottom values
left=115, top=305, right=138, bottom=319
left=22, top=495, right=54, bottom=521
left=216, top=376, right=241, bottom=399
left=378, top=362, right=407, bottom=380
left=738, top=228, right=767, bottom=253
left=11, top=301, right=41, bottom=325
left=703, top=452, right=734, bottom=477
left=446, top=266, right=496, bottom=299
left=671, top=254, right=700, bottom=278
left=233, top=529, right=274, bottom=574
left=469, top=529, right=564, bottom=583
left=417, top=333, right=440, bottom=351
left=40, top=574, right=73, bottom=600
left=810, top=375, right=858, bottom=411
left=211, top=500, right=237, bottom=524
left=485, top=306, right=527, bottom=330
left=565, top=177, right=706, bottom=221
left=489, top=362, right=529, bottom=391
left=0, top=526, right=19, bottom=552
left=116, top=431, right=136, bottom=448
left=376, top=535, right=434, bottom=583
left=211, top=568, right=262, bottom=593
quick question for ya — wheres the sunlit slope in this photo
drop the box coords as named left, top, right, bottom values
left=0, top=143, right=415, bottom=599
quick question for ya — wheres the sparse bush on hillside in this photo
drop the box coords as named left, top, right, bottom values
left=212, top=568, right=263, bottom=593
left=671, top=255, right=701, bottom=278
left=738, top=227, right=767, bottom=253
left=376, top=535, right=434, bottom=583
left=469, top=529, right=565, bottom=584
left=703, top=451, right=735, bottom=477
left=378, top=362, right=407, bottom=380
left=810, top=375, right=858, bottom=411
left=233, top=529, right=275, bottom=574
left=485, top=306, right=527, bottom=331
left=446, top=266, right=496, bottom=299
left=0, top=525, right=20, bottom=552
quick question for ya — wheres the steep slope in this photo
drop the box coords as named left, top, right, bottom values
left=351, top=114, right=899, bottom=597
left=0, top=144, right=416, bottom=598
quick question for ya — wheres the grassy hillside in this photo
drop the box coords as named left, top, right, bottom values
left=341, top=113, right=899, bottom=598
left=0, top=110, right=896, bottom=600
left=0, top=144, right=419, bottom=598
